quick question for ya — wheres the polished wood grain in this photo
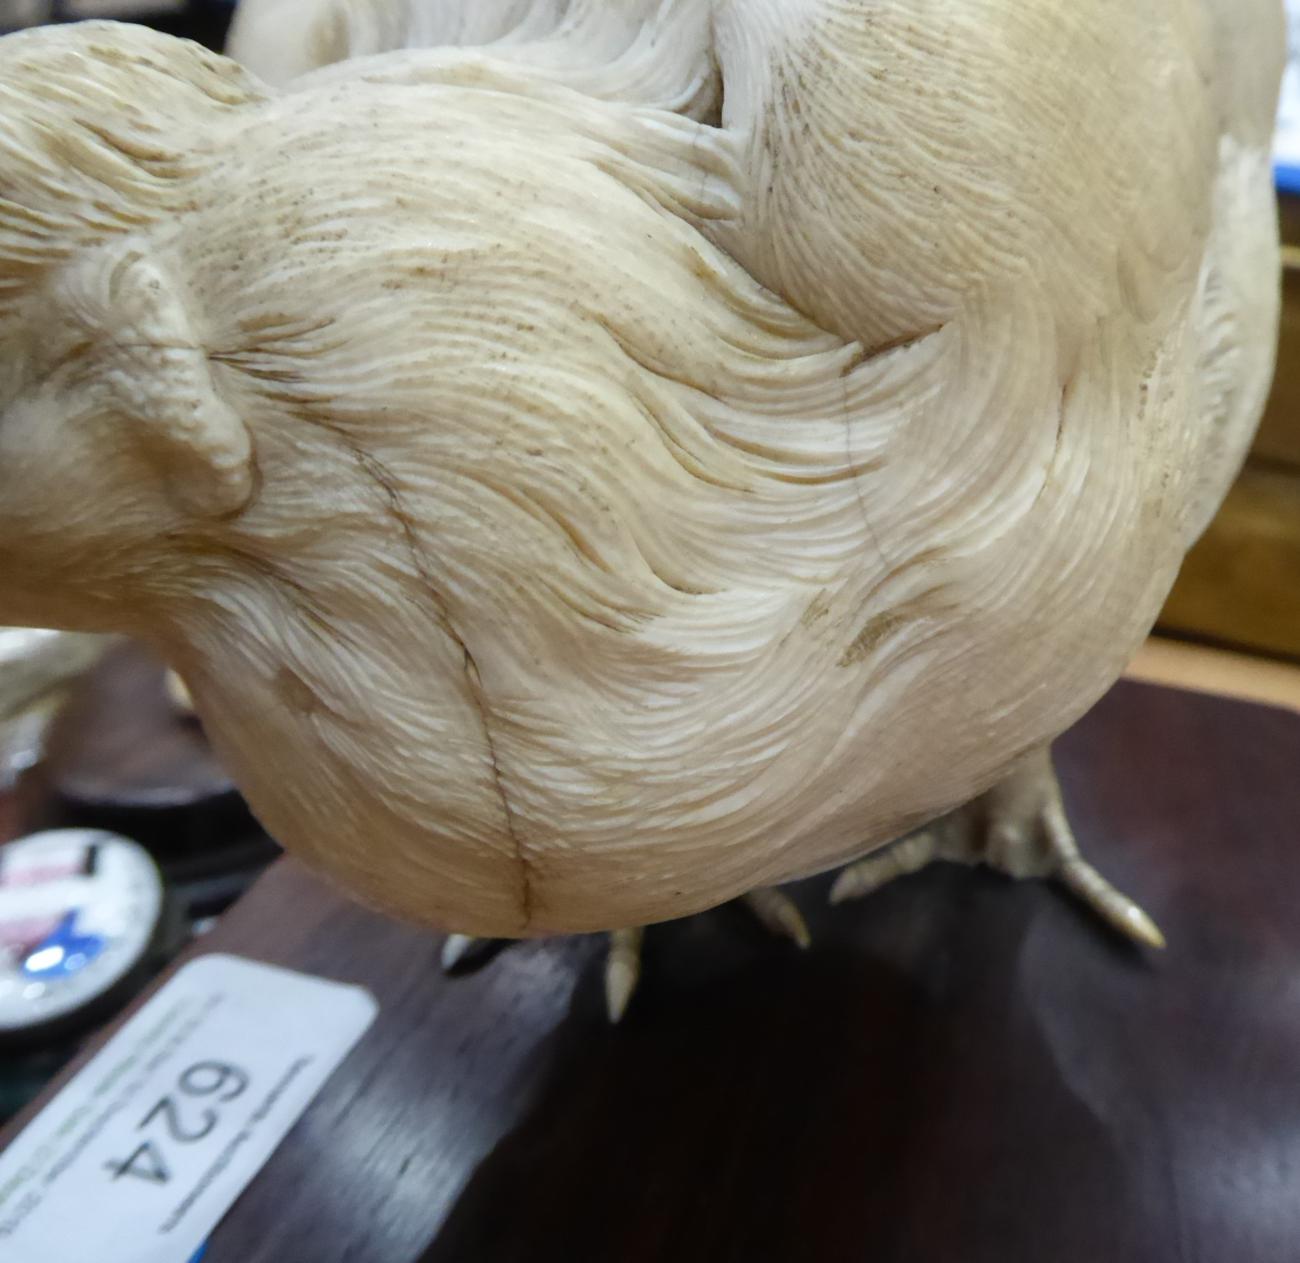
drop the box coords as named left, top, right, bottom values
left=4, top=679, right=1299, bottom=1262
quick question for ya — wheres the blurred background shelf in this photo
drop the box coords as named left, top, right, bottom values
left=1157, top=201, right=1300, bottom=662
left=1126, top=636, right=1300, bottom=712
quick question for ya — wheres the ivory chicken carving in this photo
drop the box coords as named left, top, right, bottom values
left=0, top=3, right=1283, bottom=1018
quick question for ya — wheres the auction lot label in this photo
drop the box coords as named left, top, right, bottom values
left=0, top=954, right=377, bottom=1263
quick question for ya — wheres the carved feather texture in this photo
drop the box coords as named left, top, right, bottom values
left=0, top=5, right=1283, bottom=935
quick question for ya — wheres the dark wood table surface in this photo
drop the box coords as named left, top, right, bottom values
left=4, top=678, right=1300, bottom=1262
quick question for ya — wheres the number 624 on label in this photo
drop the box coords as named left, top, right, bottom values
left=105, top=1062, right=249, bottom=1186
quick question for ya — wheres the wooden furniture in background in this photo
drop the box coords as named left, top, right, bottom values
left=1159, top=198, right=1300, bottom=660
left=1128, top=635, right=1300, bottom=712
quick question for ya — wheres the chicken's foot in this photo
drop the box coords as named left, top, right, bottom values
left=831, top=746, right=1164, bottom=949
left=442, top=886, right=810, bottom=1022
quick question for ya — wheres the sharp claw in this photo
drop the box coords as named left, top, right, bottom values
left=605, top=928, right=644, bottom=1023
left=743, top=888, right=811, bottom=948
left=441, top=933, right=491, bottom=972
left=605, top=961, right=638, bottom=1023
left=830, top=863, right=879, bottom=904
left=831, top=831, right=937, bottom=904
left=1061, top=860, right=1166, bottom=950
left=1120, top=903, right=1167, bottom=951
left=1093, top=892, right=1166, bottom=950
left=165, top=669, right=195, bottom=716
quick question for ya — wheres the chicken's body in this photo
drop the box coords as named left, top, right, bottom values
left=0, top=7, right=1282, bottom=949
left=227, top=0, right=720, bottom=117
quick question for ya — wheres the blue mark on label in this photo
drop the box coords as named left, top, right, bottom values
left=21, top=910, right=106, bottom=980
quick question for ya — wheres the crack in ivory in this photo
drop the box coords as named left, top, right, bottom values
left=337, top=436, right=537, bottom=931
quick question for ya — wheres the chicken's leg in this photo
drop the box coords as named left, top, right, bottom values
left=831, top=746, right=1165, bottom=948
left=442, top=887, right=811, bottom=1022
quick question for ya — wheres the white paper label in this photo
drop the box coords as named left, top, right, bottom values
left=0, top=954, right=378, bottom=1263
